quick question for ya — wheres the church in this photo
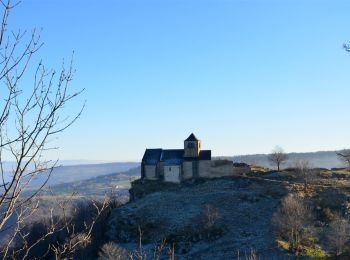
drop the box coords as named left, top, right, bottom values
left=141, top=133, right=250, bottom=183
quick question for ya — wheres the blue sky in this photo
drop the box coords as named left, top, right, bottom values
left=9, top=0, right=350, bottom=161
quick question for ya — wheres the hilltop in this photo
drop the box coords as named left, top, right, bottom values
left=107, top=177, right=290, bottom=259
left=23, top=151, right=343, bottom=197
left=106, top=166, right=350, bottom=259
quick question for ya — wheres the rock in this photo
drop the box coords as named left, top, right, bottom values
left=106, top=178, right=289, bottom=259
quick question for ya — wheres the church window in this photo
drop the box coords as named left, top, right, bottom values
left=187, top=142, right=195, bottom=149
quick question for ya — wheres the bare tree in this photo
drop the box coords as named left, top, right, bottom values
left=326, top=212, right=350, bottom=256
left=8, top=196, right=110, bottom=259
left=272, top=194, right=313, bottom=252
left=0, top=1, right=111, bottom=259
left=268, top=146, right=288, bottom=171
left=294, top=160, right=314, bottom=191
left=336, top=149, right=350, bottom=170
left=201, top=204, right=220, bottom=229
left=98, top=242, right=129, bottom=260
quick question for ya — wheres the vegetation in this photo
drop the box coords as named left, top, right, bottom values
left=0, top=195, right=122, bottom=259
left=1, top=158, right=350, bottom=258
left=0, top=1, right=110, bottom=258
left=38, top=167, right=140, bottom=198
left=268, top=146, right=288, bottom=171
left=294, top=160, right=314, bottom=191
left=336, top=149, right=350, bottom=169
left=326, top=212, right=350, bottom=256
left=0, top=0, right=348, bottom=259
left=272, top=194, right=313, bottom=252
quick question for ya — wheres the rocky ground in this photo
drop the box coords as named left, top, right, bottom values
left=107, top=177, right=294, bottom=259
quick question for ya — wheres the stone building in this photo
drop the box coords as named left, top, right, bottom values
left=141, top=133, right=250, bottom=183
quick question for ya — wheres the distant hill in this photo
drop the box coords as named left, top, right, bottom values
left=217, top=151, right=342, bottom=169
left=46, top=166, right=141, bottom=197
left=25, top=162, right=140, bottom=189
left=5, top=151, right=344, bottom=194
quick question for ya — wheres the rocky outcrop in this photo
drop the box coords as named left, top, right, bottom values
left=107, top=177, right=290, bottom=259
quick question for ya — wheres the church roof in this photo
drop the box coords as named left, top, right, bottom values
left=142, top=149, right=162, bottom=165
left=185, top=133, right=199, bottom=141
left=142, top=148, right=212, bottom=165
left=160, top=149, right=184, bottom=165
left=199, top=150, right=211, bottom=160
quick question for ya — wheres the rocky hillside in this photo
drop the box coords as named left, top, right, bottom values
left=107, top=177, right=292, bottom=259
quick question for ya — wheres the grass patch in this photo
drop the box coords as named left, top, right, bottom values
left=319, top=170, right=332, bottom=178
left=250, top=166, right=271, bottom=173
left=276, top=239, right=327, bottom=259
left=302, top=246, right=328, bottom=259
left=276, top=240, right=289, bottom=251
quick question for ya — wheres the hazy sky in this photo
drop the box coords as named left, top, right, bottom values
left=9, top=0, right=350, bottom=161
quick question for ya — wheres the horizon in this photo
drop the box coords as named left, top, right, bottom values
left=60, top=148, right=350, bottom=164
left=3, top=149, right=344, bottom=165
left=9, top=0, right=350, bottom=161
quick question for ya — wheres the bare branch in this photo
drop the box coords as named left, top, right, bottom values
left=268, top=146, right=288, bottom=172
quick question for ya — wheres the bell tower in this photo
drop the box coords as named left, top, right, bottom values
left=184, top=133, right=201, bottom=158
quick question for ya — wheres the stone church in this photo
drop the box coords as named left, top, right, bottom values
left=141, top=133, right=250, bottom=183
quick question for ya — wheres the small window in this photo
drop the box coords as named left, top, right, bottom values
left=187, top=142, right=195, bottom=149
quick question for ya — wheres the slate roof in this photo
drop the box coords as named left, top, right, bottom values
left=142, top=148, right=211, bottom=165
left=199, top=150, right=211, bottom=160
left=142, top=149, right=162, bottom=165
left=185, top=133, right=199, bottom=141
left=160, top=149, right=184, bottom=165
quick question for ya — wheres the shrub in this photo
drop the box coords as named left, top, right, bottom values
left=276, top=240, right=289, bottom=251
left=303, top=246, right=327, bottom=259
left=320, top=208, right=335, bottom=224
left=6, top=196, right=123, bottom=259
left=201, top=204, right=219, bottom=229
left=198, top=204, right=224, bottom=240
left=272, top=194, right=314, bottom=252
left=98, top=242, right=129, bottom=260
left=326, top=213, right=350, bottom=256
left=315, top=188, right=347, bottom=211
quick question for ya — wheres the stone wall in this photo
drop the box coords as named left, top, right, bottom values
left=182, top=161, right=193, bottom=180
left=164, top=165, right=181, bottom=183
left=144, top=165, right=157, bottom=180
left=157, top=162, right=164, bottom=179
left=233, top=165, right=251, bottom=176
left=144, top=159, right=250, bottom=182
left=198, top=160, right=234, bottom=178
